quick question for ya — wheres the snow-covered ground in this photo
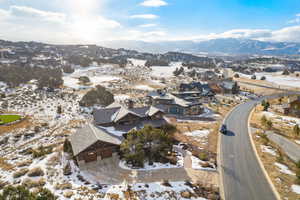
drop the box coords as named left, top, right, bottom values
left=128, top=58, right=146, bottom=66
left=63, top=68, right=121, bottom=89
left=114, top=94, right=130, bottom=101
left=274, top=162, right=295, bottom=176
left=261, top=145, right=277, bottom=156
left=190, top=154, right=216, bottom=171
left=184, top=129, right=210, bottom=144
left=292, top=184, right=300, bottom=195
left=185, top=130, right=210, bottom=138
left=134, top=84, right=155, bottom=91
left=150, top=62, right=185, bottom=78
left=262, top=111, right=300, bottom=126
left=239, top=72, right=300, bottom=88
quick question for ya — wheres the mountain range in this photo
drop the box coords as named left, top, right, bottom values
left=101, top=38, right=300, bottom=56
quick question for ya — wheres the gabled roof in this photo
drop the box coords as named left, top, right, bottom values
left=112, top=106, right=143, bottom=122
left=93, top=103, right=165, bottom=125
left=69, top=124, right=122, bottom=156
left=146, top=106, right=164, bottom=116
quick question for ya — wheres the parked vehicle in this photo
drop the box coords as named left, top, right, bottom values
left=220, top=124, right=227, bottom=134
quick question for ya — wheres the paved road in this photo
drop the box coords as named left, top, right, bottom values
left=220, top=100, right=277, bottom=200
left=266, top=131, right=300, bottom=162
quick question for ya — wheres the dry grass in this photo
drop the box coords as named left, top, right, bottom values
left=0, top=157, right=14, bottom=171
left=250, top=108, right=300, bottom=199
left=252, top=131, right=300, bottom=199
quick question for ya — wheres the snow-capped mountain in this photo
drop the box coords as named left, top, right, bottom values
left=102, top=38, right=300, bottom=56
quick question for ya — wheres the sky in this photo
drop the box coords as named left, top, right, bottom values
left=0, top=0, right=300, bottom=44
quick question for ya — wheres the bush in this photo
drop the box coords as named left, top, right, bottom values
left=293, top=125, right=300, bottom=137
left=31, top=146, right=52, bottom=158
left=198, top=152, right=208, bottom=161
left=161, top=179, right=172, bottom=187
left=13, top=168, right=29, bottom=178
left=251, top=75, right=256, bottom=80
left=0, top=185, right=56, bottom=200
left=260, top=76, right=266, bottom=80
left=27, top=167, right=44, bottom=177
left=63, top=139, right=73, bottom=155
left=79, top=85, right=114, bottom=107
left=22, top=178, right=46, bottom=188
left=63, top=162, right=72, bottom=176
left=120, top=125, right=173, bottom=168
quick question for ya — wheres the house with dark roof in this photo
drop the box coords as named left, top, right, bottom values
left=69, top=101, right=167, bottom=166
left=147, top=90, right=204, bottom=115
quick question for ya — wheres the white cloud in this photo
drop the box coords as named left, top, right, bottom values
left=130, top=14, right=158, bottom=19
left=0, top=5, right=121, bottom=44
left=9, top=6, right=66, bottom=23
left=288, top=13, right=300, bottom=24
left=140, top=0, right=168, bottom=7
left=271, top=25, right=300, bottom=42
left=139, top=23, right=157, bottom=28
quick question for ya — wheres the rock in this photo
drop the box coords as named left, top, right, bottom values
left=181, top=191, right=191, bottom=199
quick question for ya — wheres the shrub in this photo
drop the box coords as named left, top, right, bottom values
left=198, top=152, right=209, bottom=161
left=63, top=139, right=73, bottom=155
left=296, top=169, right=300, bottom=184
left=28, top=167, right=44, bottom=177
left=79, top=85, right=114, bottom=107
left=251, top=75, right=256, bottom=80
left=161, top=179, right=172, bottom=187
left=260, top=76, right=266, bottom=80
left=35, top=188, right=57, bottom=200
left=63, top=162, right=72, bottom=176
left=0, top=185, right=35, bottom=199
left=296, top=160, right=300, bottom=169
left=31, top=146, right=52, bottom=158
left=276, top=151, right=284, bottom=163
left=22, top=178, right=46, bottom=188
left=0, top=185, right=56, bottom=200
left=293, top=125, right=300, bottom=137
left=13, top=168, right=29, bottom=178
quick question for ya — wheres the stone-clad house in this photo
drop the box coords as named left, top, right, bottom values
left=69, top=102, right=167, bottom=166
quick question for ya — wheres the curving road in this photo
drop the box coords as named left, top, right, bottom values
left=220, top=100, right=277, bottom=200
left=220, top=91, right=300, bottom=200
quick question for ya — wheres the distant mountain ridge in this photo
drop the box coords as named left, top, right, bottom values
left=101, top=38, right=300, bottom=56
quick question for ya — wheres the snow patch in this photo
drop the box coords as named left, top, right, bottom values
left=261, top=145, right=277, bottom=156
left=274, top=162, right=295, bottom=176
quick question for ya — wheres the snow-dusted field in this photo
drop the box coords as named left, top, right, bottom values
left=150, top=62, right=184, bottom=78
left=63, top=66, right=121, bottom=89
left=239, top=72, right=300, bottom=88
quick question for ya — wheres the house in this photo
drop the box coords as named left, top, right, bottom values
left=69, top=101, right=167, bottom=166
left=174, top=82, right=215, bottom=103
left=70, top=124, right=122, bottom=165
left=286, top=96, right=300, bottom=117
left=209, top=80, right=239, bottom=94
left=147, top=90, right=204, bottom=115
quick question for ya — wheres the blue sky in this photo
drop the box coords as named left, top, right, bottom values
left=0, top=0, right=299, bottom=43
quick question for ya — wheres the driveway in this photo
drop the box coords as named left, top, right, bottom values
left=80, top=151, right=218, bottom=186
